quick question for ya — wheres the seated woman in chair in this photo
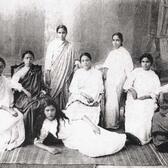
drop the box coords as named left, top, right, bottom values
left=123, top=53, right=161, bottom=145
left=12, top=50, right=49, bottom=144
left=152, top=84, right=168, bottom=152
left=0, top=57, right=31, bottom=151
left=64, top=52, right=104, bottom=125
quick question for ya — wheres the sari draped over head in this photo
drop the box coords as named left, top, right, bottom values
left=45, top=39, right=76, bottom=109
left=12, top=64, right=49, bottom=144
left=0, top=75, right=25, bottom=151
left=64, top=68, right=104, bottom=125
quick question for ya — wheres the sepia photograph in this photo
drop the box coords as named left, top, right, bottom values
left=0, top=0, right=168, bottom=167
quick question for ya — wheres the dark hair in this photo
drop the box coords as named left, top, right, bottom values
left=22, top=50, right=35, bottom=59
left=35, top=98, right=69, bottom=139
left=139, top=53, right=153, bottom=65
left=56, top=25, right=68, bottom=34
left=80, top=52, right=92, bottom=62
left=112, top=32, right=123, bottom=46
left=0, top=57, right=6, bottom=67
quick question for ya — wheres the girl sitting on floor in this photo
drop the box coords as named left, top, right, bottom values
left=34, top=98, right=126, bottom=157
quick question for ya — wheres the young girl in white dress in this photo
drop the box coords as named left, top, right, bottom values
left=34, top=98, right=126, bottom=157
left=0, top=57, right=30, bottom=151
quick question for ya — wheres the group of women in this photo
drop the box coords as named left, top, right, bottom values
left=0, top=24, right=168, bottom=157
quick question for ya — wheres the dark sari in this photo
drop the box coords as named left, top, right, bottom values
left=152, top=94, right=168, bottom=152
left=13, top=63, right=49, bottom=144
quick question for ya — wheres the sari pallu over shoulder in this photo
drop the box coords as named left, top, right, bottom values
left=49, top=41, right=76, bottom=108
left=13, top=63, right=49, bottom=144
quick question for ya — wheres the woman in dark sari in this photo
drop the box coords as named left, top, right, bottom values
left=152, top=84, right=168, bottom=152
left=12, top=50, right=49, bottom=144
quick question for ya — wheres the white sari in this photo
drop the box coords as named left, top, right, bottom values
left=103, top=46, right=133, bottom=128
left=45, top=39, right=76, bottom=109
left=64, top=68, right=104, bottom=125
left=35, top=118, right=126, bottom=157
left=124, top=68, right=161, bottom=145
left=0, top=75, right=25, bottom=151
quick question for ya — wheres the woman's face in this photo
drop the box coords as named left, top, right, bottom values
left=0, top=62, right=5, bottom=76
left=112, top=35, right=122, bottom=49
left=23, top=53, right=34, bottom=67
left=44, top=105, right=56, bottom=121
left=57, top=28, right=67, bottom=41
left=141, top=57, right=151, bottom=71
left=80, top=55, right=92, bottom=70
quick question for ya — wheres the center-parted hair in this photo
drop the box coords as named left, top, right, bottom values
left=80, top=52, right=92, bottom=62
left=139, top=53, right=153, bottom=65
left=112, top=32, right=123, bottom=46
left=22, top=50, right=35, bottom=59
left=56, top=25, right=68, bottom=34
left=35, top=98, right=69, bottom=139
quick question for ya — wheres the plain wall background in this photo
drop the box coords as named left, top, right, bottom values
left=0, top=0, right=160, bottom=75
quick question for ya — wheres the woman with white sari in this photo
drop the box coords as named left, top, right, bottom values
left=45, top=25, right=77, bottom=110
left=103, top=32, right=133, bottom=129
left=64, top=52, right=104, bottom=125
left=0, top=57, right=30, bottom=151
left=124, top=53, right=161, bottom=145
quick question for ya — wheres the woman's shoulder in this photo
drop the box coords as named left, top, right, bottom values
left=42, top=119, right=58, bottom=129
left=91, top=67, right=102, bottom=75
left=74, top=68, right=83, bottom=74
left=150, top=69, right=160, bottom=79
left=119, top=47, right=131, bottom=56
left=132, top=67, right=142, bottom=73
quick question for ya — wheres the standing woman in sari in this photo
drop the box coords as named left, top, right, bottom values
left=103, top=32, right=133, bottom=129
left=12, top=50, right=49, bottom=144
left=45, top=25, right=77, bottom=110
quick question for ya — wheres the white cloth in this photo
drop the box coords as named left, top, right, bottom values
left=154, top=83, right=168, bottom=95
left=44, top=38, right=76, bottom=103
left=12, top=66, right=30, bottom=83
left=123, top=68, right=161, bottom=145
left=0, top=75, right=23, bottom=107
left=35, top=119, right=126, bottom=157
left=45, top=39, right=67, bottom=71
left=0, top=75, right=25, bottom=151
left=65, top=68, right=104, bottom=125
left=103, top=46, right=133, bottom=128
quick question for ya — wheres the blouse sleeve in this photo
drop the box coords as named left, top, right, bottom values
left=69, top=70, right=80, bottom=95
left=45, top=42, right=54, bottom=71
left=90, top=70, right=104, bottom=101
left=124, top=53, right=134, bottom=77
left=103, top=52, right=111, bottom=68
left=8, top=78, right=23, bottom=92
left=150, top=75, right=161, bottom=99
left=34, top=121, right=49, bottom=144
left=156, top=83, right=168, bottom=94
left=123, top=70, right=136, bottom=91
